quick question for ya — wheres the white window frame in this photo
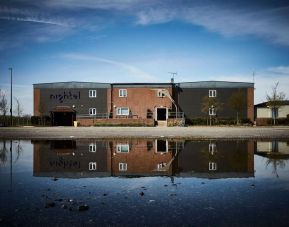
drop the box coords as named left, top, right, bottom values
left=89, top=108, right=97, bottom=115
left=89, top=143, right=97, bottom=152
left=89, top=90, right=97, bottom=98
left=209, top=107, right=216, bottom=116
left=157, top=90, right=166, bottom=97
left=89, top=162, right=97, bottom=171
left=157, top=163, right=167, bottom=171
left=209, top=90, right=217, bottom=97
left=119, top=162, right=127, bottom=171
left=119, top=89, right=127, bottom=97
left=209, top=143, right=217, bottom=154
left=116, top=107, right=129, bottom=116
left=209, top=162, right=217, bottom=171
left=116, top=144, right=129, bottom=153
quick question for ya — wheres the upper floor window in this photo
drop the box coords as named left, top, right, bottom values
left=209, top=90, right=217, bottom=97
left=157, top=90, right=166, bottom=97
left=209, top=162, right=217, bottom=171
left=89, top=90, right=97, bottom=98
left=89, top=162, right=97, bottom=171
left=89, top=108, right=97, bottom=115
left=209, top=107, right=216, bottom=116
left=119, top=163, right=127, bottom=171
left=119, top=89, right=127, bottom=97
left=116, top=107, right=129, bottom=116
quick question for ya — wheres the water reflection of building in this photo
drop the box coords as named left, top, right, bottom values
left=33, top=139, right=254, bottom=179
left=176, top=141, right=255, bottom=178
left=33, top=140, right=111, bottom=178
left=256, top=141, right=289, bottom=159
left=111, top=140, right=183, bottom=176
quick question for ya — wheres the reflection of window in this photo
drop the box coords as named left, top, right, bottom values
left=116, top=107, right=129, bottom=116
left=209, top=162, right=217, bottom=171
left=156, top=140, right=168, bottom=153
left=209, top=143, right=216, bottom=154
left=89, top=108, right=97, bottom=115
left=116, top=144, right=129, bottom=153
left=157, top=163, right=167, bottom=170
left=119, top=163, right=127, bottom=171
left=209, top=107, right=216, bottom=116
left=89, top=90, right=97, bottom=98
left=89, top=162, right=97, bottom=171
left=209, top=90, right=217, bottom=97
left=119, top=89, right=127, bottom=97
left=157, top=90, right=166, bottom=97
left=89, top=143, right=97, bottom=152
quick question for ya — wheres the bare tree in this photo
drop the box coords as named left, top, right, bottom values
left=201, top=96, right=223, bottom=126
left=0, top=90, right=8, bottom=116
left=229, top=90, right=246, bottom=124
left=14, top=97, right=24, bottom=125
left=266, top=82, right=286, bottom=125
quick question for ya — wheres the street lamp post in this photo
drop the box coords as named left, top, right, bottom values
left=9, top=67, right=12, bottom=126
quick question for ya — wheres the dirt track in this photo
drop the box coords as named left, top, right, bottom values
left=0, top=126, right=289, bottom=140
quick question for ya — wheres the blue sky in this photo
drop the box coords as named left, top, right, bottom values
left=1, top=0, right=289, bottom=115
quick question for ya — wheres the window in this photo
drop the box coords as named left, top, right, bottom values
left=116, top=144, right=129, bottom=153
left=157, top=163, right=167, bottom=171
left=119, top=163, right=127, bottom=171
left=116, top=107, right=129, bottom=116
left=89, top=162, right=97, bottom=171
left=209, top=162, right=217, bottom=171
left=89, top=90, right=97, bottom=98
left=209, top=90, right=217, bottom=97
left=209, top=107, right=216, bottom=116
left=209, top=143, right=217, bottom=155
left=89, top=108, right=97, bottom=115
left=89, top=143, right=97, bottom=152
left=119, top=89, right=127, bottom=97
left=157, top=90, right=166, bottom=97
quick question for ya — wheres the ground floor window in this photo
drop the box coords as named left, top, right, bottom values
left=116, top=144, right=129, bottom=153
left=116, top=107, right=129, bottom=116
left=89, top=143, right=97, bottom=152
left=89, top=108, right=97, bottom=115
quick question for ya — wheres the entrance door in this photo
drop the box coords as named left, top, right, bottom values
left=157, top=108, right=167, bottom=121
left=52, top=112, right=76, bottom=126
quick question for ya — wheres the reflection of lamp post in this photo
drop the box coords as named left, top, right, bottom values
left=9, top=140, right=13, bottom=192
left=9, top=68, right=13, bottom=126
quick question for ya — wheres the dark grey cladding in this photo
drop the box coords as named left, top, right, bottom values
left=34, top=81, right=111, bottom=89
left=39, top=88, right=108, bottom=115
left=178, top=81, right=254, bottom=88
left=178, top=87, right=249, bottom=119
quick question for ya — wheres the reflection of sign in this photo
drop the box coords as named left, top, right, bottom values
left=50, top=91, right=80, bottom=103
left=49, top=157, right=80, bottom=169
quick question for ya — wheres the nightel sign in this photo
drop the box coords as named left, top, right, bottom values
left=50, top=91, right=81, bottom=103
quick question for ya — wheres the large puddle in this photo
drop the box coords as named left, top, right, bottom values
left=1, top=139, right=289, bottom=226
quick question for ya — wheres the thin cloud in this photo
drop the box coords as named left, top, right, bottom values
left=0, top=16, right=67, bottom=26
left=135, top=3, right=289, bottom=46
left=61, top=53, right=158, bottom=82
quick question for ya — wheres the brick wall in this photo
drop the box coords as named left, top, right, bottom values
left=112, top=87, right=173, bottom=119
left=77, top=118, right=154, bottom=126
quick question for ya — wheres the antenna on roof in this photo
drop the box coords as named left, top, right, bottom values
left=168, top=72, right=177, bottom=83
left=252, top=71, right=256, bottom=90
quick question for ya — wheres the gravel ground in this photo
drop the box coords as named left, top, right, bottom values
left=0, top=126, right=289, bottom=139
